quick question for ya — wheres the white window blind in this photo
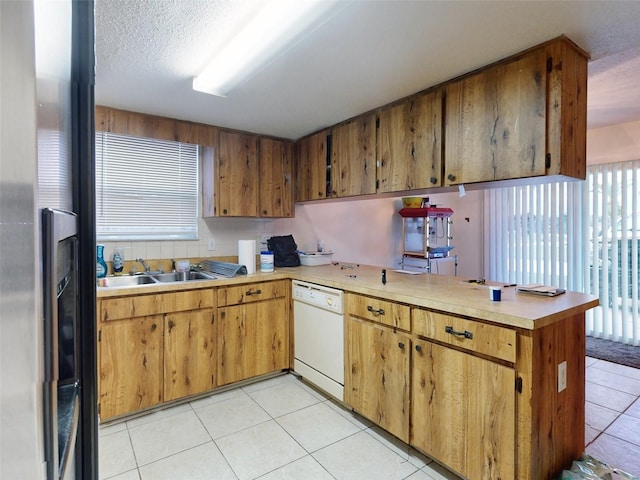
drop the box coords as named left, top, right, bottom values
left=38, top=127, right=72, bottom=211
left=484, top=160, right=640, bottom=346
left=96, top=132, right=199, bottom=240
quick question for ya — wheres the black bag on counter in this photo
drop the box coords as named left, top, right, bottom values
left=267, top=235, right=300, bottom=267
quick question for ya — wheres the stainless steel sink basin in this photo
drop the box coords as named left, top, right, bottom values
left=152, top=271, right=218, bottom=282
left=97, top=275, right=157, bottom=287
left=97, top=270, right=220, bottom=288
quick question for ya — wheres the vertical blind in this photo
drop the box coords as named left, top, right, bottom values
left=96, top=132, right=199, bottom=240
left=484, top=160, right=640, bottom=346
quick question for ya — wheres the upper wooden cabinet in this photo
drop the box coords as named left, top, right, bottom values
left=444, top=37, right=587, bottom=185
left=331, top=114, right=377, bottom=198
left=377, top=89, right=444, bottom=193
left=205, top=132, right=295, bottom=218
left=217, top=130, right=259, bottom=217
left=258, top=137, right=294, bottom=217
left=296, top=129, right=329, bottom=202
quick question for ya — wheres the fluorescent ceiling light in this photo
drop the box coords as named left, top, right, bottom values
left=193, top=0, right=333, bottom=97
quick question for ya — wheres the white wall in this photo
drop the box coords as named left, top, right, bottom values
left=278, top=190, right=484, bottom=279
left=587, top=119, right=640, bottom=165
left=102, top=190, right=484, bottom=280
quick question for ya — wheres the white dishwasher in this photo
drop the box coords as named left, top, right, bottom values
left=292, top=280, right=344, bottom=400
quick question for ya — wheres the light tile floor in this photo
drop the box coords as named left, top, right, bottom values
left=99, top=357, right=640, bottom=480
left=584, top=356, right=640, bottom=476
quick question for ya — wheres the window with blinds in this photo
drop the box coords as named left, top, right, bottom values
left=95, top=132, right=199, bottom=240
left=484, top=159, right=640, bottom=346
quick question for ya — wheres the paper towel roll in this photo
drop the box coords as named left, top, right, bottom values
left=238, top=239, right=256, bottom=274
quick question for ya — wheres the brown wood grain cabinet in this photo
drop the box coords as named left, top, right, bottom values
left=97, top=289, right=215, bottom=420
left=331, top=114, right=377, bottom=197
left=217, top=130, right=259, bottom=217
left=163, top=309, right=216, bottom=402
left=344, top=293, right=411, bottom=443
left=217, top=280, right=289, bottom=386
left=258, top=137, right=294, bottom=217
left=206, top=132, right=295, bottom=218
left=410, top=307, right=585, bottom=480
left=296, top=129, right=329, bottom=201
left=411, top=311, right=516, bottom=479
left=445, top=37, right=587, bottom=185
left=377, top=89, right=444, bottom=193
left=98, top=313, right=163, bottom=420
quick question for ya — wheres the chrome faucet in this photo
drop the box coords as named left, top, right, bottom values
left=135, top=258, right=151, bottom=272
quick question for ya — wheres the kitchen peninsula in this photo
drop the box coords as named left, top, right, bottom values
left=96, top=263, right=598, bottom=480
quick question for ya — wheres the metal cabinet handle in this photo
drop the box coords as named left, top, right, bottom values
left=246, top=289, right=262, bottom=296
left=430, top=176, right=438, bottom=184
left=398, top=342, right=405, bottom=349
left=151, top=323, right=157, bottom=331
left=415, top=344, right=422, bottom=352
left=445, top=325, right=473, bottom=339
left=447, top=174, right=456, bottom=182
left=367, top=305, right=385, bottom=315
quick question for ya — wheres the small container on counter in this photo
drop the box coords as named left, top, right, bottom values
left=96, top=244, right=107, bottom=279
left=112, top=247, right=124, bottom=274
left=489, top=286, right=502, bottom=301
left=260, top=251, right=274, bottom=272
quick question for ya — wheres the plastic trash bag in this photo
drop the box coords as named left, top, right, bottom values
left=558, top=453, right=638, bottom=479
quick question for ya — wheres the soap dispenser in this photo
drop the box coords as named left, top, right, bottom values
left=96, top=244, right=108, bottom=278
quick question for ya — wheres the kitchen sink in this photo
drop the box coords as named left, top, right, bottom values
left=97, top=275, right=157, bottom=287
left=152, top=271, right=219, bottom=282
left=98, top=270, right=220, bottom=288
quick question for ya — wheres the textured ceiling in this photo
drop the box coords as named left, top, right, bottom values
left=95, top=0, right=640, bottom=140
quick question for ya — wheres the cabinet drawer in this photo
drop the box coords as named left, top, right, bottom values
left=346, top=293, right=410, bottom=331
left=412, top=309, right=516, bottom=362
left=163, top=289, right=214, bottom=312
left=217, top=280, right=287, bottom=307
left=100, top=294, right=164, bottom=321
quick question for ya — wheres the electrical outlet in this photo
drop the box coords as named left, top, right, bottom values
left=557, top=361, right=567, bottom=392
left=207, top=238, right=216, bottom=251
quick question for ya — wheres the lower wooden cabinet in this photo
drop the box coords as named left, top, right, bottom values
left=163, top=309, right=216, bottom=402
left=98, top=314, right=163, bottom=420
left=345, top=316, right=411, bottom=443
left=98, top=289, right=215, bottom=420
left=217, top=280, right=290, bottom=386
left=411, top=339, right=516, bottom=479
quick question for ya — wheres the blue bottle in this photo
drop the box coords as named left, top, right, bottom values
left=96, top=244, right=108, bottom=278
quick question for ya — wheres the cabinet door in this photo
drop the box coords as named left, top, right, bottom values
left=217, top=298, right=289, bottom=386
left=98, top=315, right=163, bottom=420
left=331, top=114, right=376, bottom=197
left=218, top=130, right=258, bottom=216
left=164, top=309, right=216, bottom=402
left=345, top=317, right=410, bottom=442
left=259, top=137, right=294, bottom=217
left=411, top=340, right=515, bottom=479
left=444, top=50, right=547, bottom=185
left=296, top=130, right=328, bottom=201
left=377, top=90, right=443, bottom=193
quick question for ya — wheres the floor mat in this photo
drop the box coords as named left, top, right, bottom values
left=586, top=336, right=640, bottom=369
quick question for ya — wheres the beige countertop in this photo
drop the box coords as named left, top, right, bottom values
left=97, top=263, right=599, bottom=330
